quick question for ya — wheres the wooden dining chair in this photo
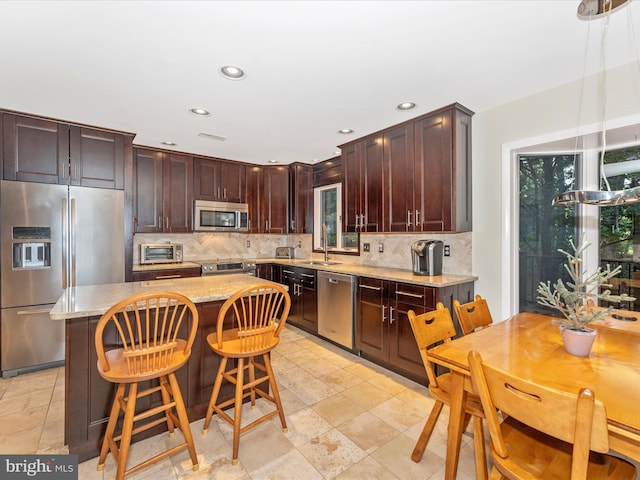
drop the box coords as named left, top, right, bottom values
left=202, top=283, right=291, bottom=465
left=407, top=304, right=487, bottom=480
left=94, top=291, right=199, bottom=480
left=468, top=350, right=637, bottom=480
left=453, top=294, right=493, bottom=335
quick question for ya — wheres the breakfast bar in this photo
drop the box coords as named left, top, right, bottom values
left=50, top=274, right=282, bottom=462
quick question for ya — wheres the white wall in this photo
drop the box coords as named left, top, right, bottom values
left=472, top=61, right=640, bottom=321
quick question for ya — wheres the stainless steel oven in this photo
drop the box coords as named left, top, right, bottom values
left=194, top=200, right=249, bottom=232
left=200, top=260, right=256, bottom=276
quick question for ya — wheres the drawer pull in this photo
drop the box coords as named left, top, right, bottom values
left=282, top=269, right=295, bottom=274
left=301, top=273, right=315, bottom=278
left=360, top=284, right=381, bottom=291
left=396, top=291, right=423, bottom=299
left=155, top=274, right=182, bottom=279
left=382, top=305, right=387, bottom=323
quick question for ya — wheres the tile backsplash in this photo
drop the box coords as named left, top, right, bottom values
left=134, top=231, right=472, bottom=275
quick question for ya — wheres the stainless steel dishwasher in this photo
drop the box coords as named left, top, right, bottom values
left=317, top=271, right=356, bottom=349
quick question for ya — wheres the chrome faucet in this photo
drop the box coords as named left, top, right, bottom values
left=322, top=222, right=329, bottom=263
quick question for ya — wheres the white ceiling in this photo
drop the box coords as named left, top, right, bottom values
left=0, top=0, right=638, bottom=165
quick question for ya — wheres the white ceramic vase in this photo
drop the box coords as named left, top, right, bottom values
left=561, top=326, right=597, bottom=357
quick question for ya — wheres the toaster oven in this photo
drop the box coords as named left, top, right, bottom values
left=139, top=243, right=183, bottom=265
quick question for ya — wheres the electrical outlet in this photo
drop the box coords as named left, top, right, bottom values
left=246, top=240, right=250, bottom=248
left=363, top=243, right=370, bottom=252
left=444, top=244, right=451, bottom=256
left=378, top=242, right=384, bottom=253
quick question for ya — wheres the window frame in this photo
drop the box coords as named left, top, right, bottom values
left=313, top=182, right=352, bottom=252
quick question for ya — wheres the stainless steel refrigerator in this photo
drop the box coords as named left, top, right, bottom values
left=0, top=180, right=124, bottom=377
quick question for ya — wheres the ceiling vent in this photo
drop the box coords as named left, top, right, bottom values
left=198, top=132, right=227, bottom=142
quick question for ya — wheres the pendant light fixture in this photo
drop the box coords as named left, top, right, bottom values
left=552, top=0, right=639, bottom=207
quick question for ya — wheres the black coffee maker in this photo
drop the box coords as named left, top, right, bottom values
left=411, top=240, right=443, bottom=276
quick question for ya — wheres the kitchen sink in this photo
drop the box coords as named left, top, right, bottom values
left=304, top=261, right=341, bottom=266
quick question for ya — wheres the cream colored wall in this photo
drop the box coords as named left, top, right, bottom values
left=473, top=61, right=640, bottom=321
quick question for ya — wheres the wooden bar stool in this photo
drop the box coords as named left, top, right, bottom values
left=94, top=291, right=199, bottom=480
left=202, top=283, right=291, bottom=465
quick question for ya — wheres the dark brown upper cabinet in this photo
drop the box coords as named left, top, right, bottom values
left=342, top=136, right=384, bottom=232
left=193, top=158, right=246, bottom=203
left=2, top=113, right=130, bottom=189
left=414, top=107, right=472, bottom=232
left=384, top=124, right=415, bottom=232
left=341, top=103, right=473, bottom=233
left=245, top=165, right=289, bottom=234
left=133, top=148, right=193, bottom=233
left=289, top=163, right=313, bottom=234
left=262, top=166, right=289, bottom=233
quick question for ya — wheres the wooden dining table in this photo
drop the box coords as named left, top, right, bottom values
left=426, top=309, right=640, bottom=480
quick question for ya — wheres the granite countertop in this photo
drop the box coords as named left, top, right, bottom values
left=130, top=258, right=477, bottom=288
left=255, top=258, right=478, bottom=288
left=50, top=275, right=280, bottom=320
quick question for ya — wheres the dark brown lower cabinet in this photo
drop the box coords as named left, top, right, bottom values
left=64, top=298, right=265, bottom=462
left=131, top=267, right=201, bottom=281
left=279, top=266, right=317, bottom=334
left=356, top=276, right=474, bottom=384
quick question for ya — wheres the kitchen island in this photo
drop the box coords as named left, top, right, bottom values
left=51, top=274, right=282, bottom=462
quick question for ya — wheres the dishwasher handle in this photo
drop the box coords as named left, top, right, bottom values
left=329, top=278, right=339, bottom=284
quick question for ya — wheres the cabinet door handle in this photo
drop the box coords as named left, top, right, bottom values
left=223, top=187, right=227, bottom=199
left=389, top=306, right=395, bottom=324
left=266, top=220, right=269, bottom=231
left=360, top=284, right=381, bottom=291
left=396, top=291, right=423, bottom=299
left=407, top=210, right=412, bottom=227
left=157, top=216, right=161, bottom=229
left=217, top=187, right=221, bottom=198
left=382, top=305, right=387, bottom=323
left=415, top=209, right=420, bottom=225
left=165, top=217, right=169, bottom=229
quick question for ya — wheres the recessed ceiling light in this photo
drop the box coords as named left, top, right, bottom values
left=161, top=141, right=177, bottom=146
left=397, top=102, right=417, bottom=111
left=220, top=65, right=246, bottom=80
left=338, top=129, right=353, bottom=134
left=189, top=108, right=211, bottom=116
left=268, top=159, right=278, bottom=164
left=334, top=150, right=341, bottom=155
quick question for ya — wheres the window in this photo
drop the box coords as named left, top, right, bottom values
left=599, top=146, right=640, bottom=310
left=313, top=183, right=357, bottom=252
left=518, top=154, right=577, bottom=314
left=517, top=145, right=640, bottom=314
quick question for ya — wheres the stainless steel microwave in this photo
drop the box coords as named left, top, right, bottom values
left=194, top=200, right=249, bottom=232
left=139, top=243, right=183, bottom=264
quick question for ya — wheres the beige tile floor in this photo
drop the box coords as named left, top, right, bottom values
left=1, top=324, right=638, bottom=479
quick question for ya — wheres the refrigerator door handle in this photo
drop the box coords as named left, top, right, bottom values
left=70, top=197, right=76, bottom=287
left=17, top=309, right=52, bottom=315
left=62, top=196, right=68, bottom=289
